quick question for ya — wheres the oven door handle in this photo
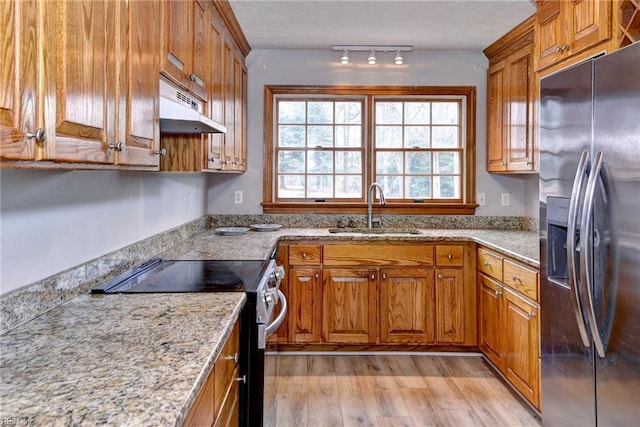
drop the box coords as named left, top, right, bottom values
left=265, top=290, right=288, bottom=337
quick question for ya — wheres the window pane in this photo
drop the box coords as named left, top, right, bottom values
left=278, top=151, right=305, bottom=173
left=307, top=126, right=333, bottom=147
left=335, top=126, right=361, bottom=147
left=278, top=175, right=305, bottom=198
left=279, top=101, right=305, bottom=123
left=335, top=151, right=361, bottom=174
left=406, top=152, right=431, bottom=174
left=376, top=126, right=402, bottom=148
left=432, top=126, right=459, bottom=148
left=335, top=102, right=361, bottom=124
left=376, top=151, right=403, bottom=174
left=406, top=176, right=431, bottom=199
left=405, top=102, right=430, bottom=124
left=433, top=176, right=460, bottom=199
left=307, top=175, right=333, bottom=198
left=376, top=102, right=402, bottom=124
left=405, top=126, right=430, bottom=148
left=432, top=102, right=459, bottom=124
left=336, top=175, right=362, bottom=198
left=434, top=152, right=460, bottom=174
left=307, top=151, right=333, bottom=173
left=376, top=175, right=402, bottom=198
left=278, top=125, right=305, bottom=147
left=308, top=102, right=333, bottom=124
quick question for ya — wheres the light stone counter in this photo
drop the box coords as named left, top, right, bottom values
left=162, top=228, right=539, bottom=268
left=0, top=292, right=245, bottom=426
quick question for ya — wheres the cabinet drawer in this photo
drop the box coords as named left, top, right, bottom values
left=478, top=247, right=503, bottom=281
left=435, top=245, right=465, bottom=267
left=503, top=259, right=538, bottom=302
left=323, top=243, right=433, bottom=266
left=289, top=245, right=322, bottom=265
left=214, top=321, right=240, bottom=416
left=214, top=365, right=240, bottom=427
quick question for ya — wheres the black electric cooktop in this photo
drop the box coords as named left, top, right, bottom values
left=91, top=259, right=270, bottom=294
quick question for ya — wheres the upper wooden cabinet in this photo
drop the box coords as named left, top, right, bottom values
left=535, top=0, right=612, bottom=71
left=484, top=16, right=536, bottom=173
left=1, top=0, right=161, bottom=169
left=619, top=0, right=640, bottom=48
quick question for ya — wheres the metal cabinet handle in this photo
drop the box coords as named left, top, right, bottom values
left=26, top=128, right=46, bottom=143
left=526, top=160, right=532, bottom=166
left=493, top=289, right=502, bottom=297
left=371, top=273, right=376, bottom=280
left=301, top=252, right=307, bottom=259
left=314, top=273, right=319, bottom=279
left=512, top=275, right=521, bottom=282
left=235, top=375, right=247, bottom=384
left=528, top=311, right=537, bottom=319
left=447, top=254, right=453, bottom=260
left=109, top=142, right=123, bottom=152
left=154, top=148, right=167, bottom=157
left=437, top=274, right=443, bottom=280
left=484, top=261, right=490, bottom=267
left=382, top=273, right=387, bottom=280
left=224, top=352, right=239, bottom=364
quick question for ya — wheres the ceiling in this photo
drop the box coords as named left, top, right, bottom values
left=228, top=0, right=537, bottom=52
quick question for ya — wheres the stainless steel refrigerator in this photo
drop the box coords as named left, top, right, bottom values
left=540, top=42, right=640, bottom=426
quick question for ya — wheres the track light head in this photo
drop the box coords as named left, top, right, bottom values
left=340, top=49, right=349, bottom=64
left=394, top=51, right=403, bottom=65
left=368, top=50, right=376, bottom=65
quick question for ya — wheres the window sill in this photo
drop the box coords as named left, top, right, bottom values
left=262, top=202, right=479, bottom=215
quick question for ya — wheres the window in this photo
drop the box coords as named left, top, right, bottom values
left=263, top=86, right=477, bottom=214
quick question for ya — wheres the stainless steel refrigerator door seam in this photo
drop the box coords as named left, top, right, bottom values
left=568, top=149, right=592, bottom=347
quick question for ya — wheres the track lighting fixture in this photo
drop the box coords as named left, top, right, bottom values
left=332, top=45, right=412, bottom=65
left=340, top=49, right=349, bottom=64
left=394, top=51, right=403, bottom=65
left=367, top=50, right=376, bottom=65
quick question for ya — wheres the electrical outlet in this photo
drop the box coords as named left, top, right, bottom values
left=477, top=192, right=486, bottom=206
left=234, top=190, right=243, bottom=204
left=501, top=192, right=511, bottom=206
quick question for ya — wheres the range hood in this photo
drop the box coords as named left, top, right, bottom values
left=159, top=79, right=226, bottom=134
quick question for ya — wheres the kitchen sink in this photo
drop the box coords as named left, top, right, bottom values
left=327, top=227, right=422, bottom=235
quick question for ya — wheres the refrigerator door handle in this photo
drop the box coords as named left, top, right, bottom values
left=580, top=150, right=617, bottom=358
left=567, top=149, right=592, bottom=347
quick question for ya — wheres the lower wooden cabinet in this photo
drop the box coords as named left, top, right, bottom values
left=288, top=268, right=322, bottom=343
left=379, top=268, right=434, bottom=343
left=435, top=268, right=465, bottom=344
left=477, top=246, right=540, bottom=410
left=184, top=319, right=240, bottom=426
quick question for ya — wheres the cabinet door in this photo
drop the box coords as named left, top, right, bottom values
left=478, top=274, right=504, bottom=370
left=0, top=0, right=41, bottom=161
left=322, top=268, right=376, bottom=344
left=204, top=8, right=226, bottom=171
left=536, top=0, right=565, bottom=69
left=46, top=0, right=115, bottom=164
left=505, top=44, right=534, bottom=171
left=379, top=268, right=434, bottom=343
left=189, top=0, right=208, bottom=100
left=486, top=59, right=507, bottom=172
left=161, top=0, right=191, bottom=89
left=289, top=268, right=322, bottom=343
left=117, top=0, right=160, bottom=168
left=435, top=268, right=465, bottom=344
left=504, top=289, right=540, bottom=408
left=567, top=0, right=611, bottom=55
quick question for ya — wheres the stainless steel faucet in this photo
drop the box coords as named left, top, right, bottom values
left=367, top=182, right=386, bottom=228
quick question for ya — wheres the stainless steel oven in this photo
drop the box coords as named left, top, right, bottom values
left=91, top=255, right=286, bottom=427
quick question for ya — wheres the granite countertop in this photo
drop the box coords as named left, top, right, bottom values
left=0, top=292, right=245, bottom=426
left=162, top=228, right=539, bottom=268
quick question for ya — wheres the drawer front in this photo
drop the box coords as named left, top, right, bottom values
left=289, top=244, right=322, bottom=265
left=323, top=243, right=434, bottom=266
left=214, top=321, right=240, bottom=416
left=503, top=259, right=538, bottom=301
left=214, top=365, right=240, bottom=427
left=478, top=247, right=503, bottom=281
left=435, top=245, right=465, bottom=267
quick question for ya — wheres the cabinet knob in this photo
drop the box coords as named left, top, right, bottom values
left=526, top=160, right=532, bottom=166
left=484, top=261, right=490, bottom=267
left=224, top=352, right=239, bottom=364
left=437, top=274, right=443, bottom=280
left=235, top=375, right=247, bottom=384
left=512, top=275, right=521, bottom=282
left=447, top=254, right=453, bottom=260
left=501, top=162, right=506, bottom=167
left=109, top=142, right=123, bottom=152
left=371, top=273, right=376, bottom=280
left=382, top=273, right=387, bottom=280
left=494, top=290, right=502, bottom=297
left=314, top=273, right=319, bottom=279
left=154, top=148, right=167, bottom=157
left=26, top=128, right=46, bottom=143
left=528, top=311, right=536, bottom=319
left=301, top=252, right=307, bottom=259
left=556, top=44, right=569, bottom=53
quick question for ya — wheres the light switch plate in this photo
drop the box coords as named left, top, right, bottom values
left=501, top=193, right=510, bottom=206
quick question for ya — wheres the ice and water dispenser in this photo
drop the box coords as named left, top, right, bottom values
left=546, top=196, right=571, bottom=286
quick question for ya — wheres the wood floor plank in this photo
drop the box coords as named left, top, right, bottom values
left=307, top=355, right=344, bottom=427
left=273, top=354, right=541, bottom=427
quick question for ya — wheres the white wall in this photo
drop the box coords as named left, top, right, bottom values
left=207, top=48, right=529, bottom=216
left=0, top=169, right=208, bottom=294
left=524, top=174, right=540, bottom=219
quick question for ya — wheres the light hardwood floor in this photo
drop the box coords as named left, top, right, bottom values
left=274, top=354, right=541, bottom=427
